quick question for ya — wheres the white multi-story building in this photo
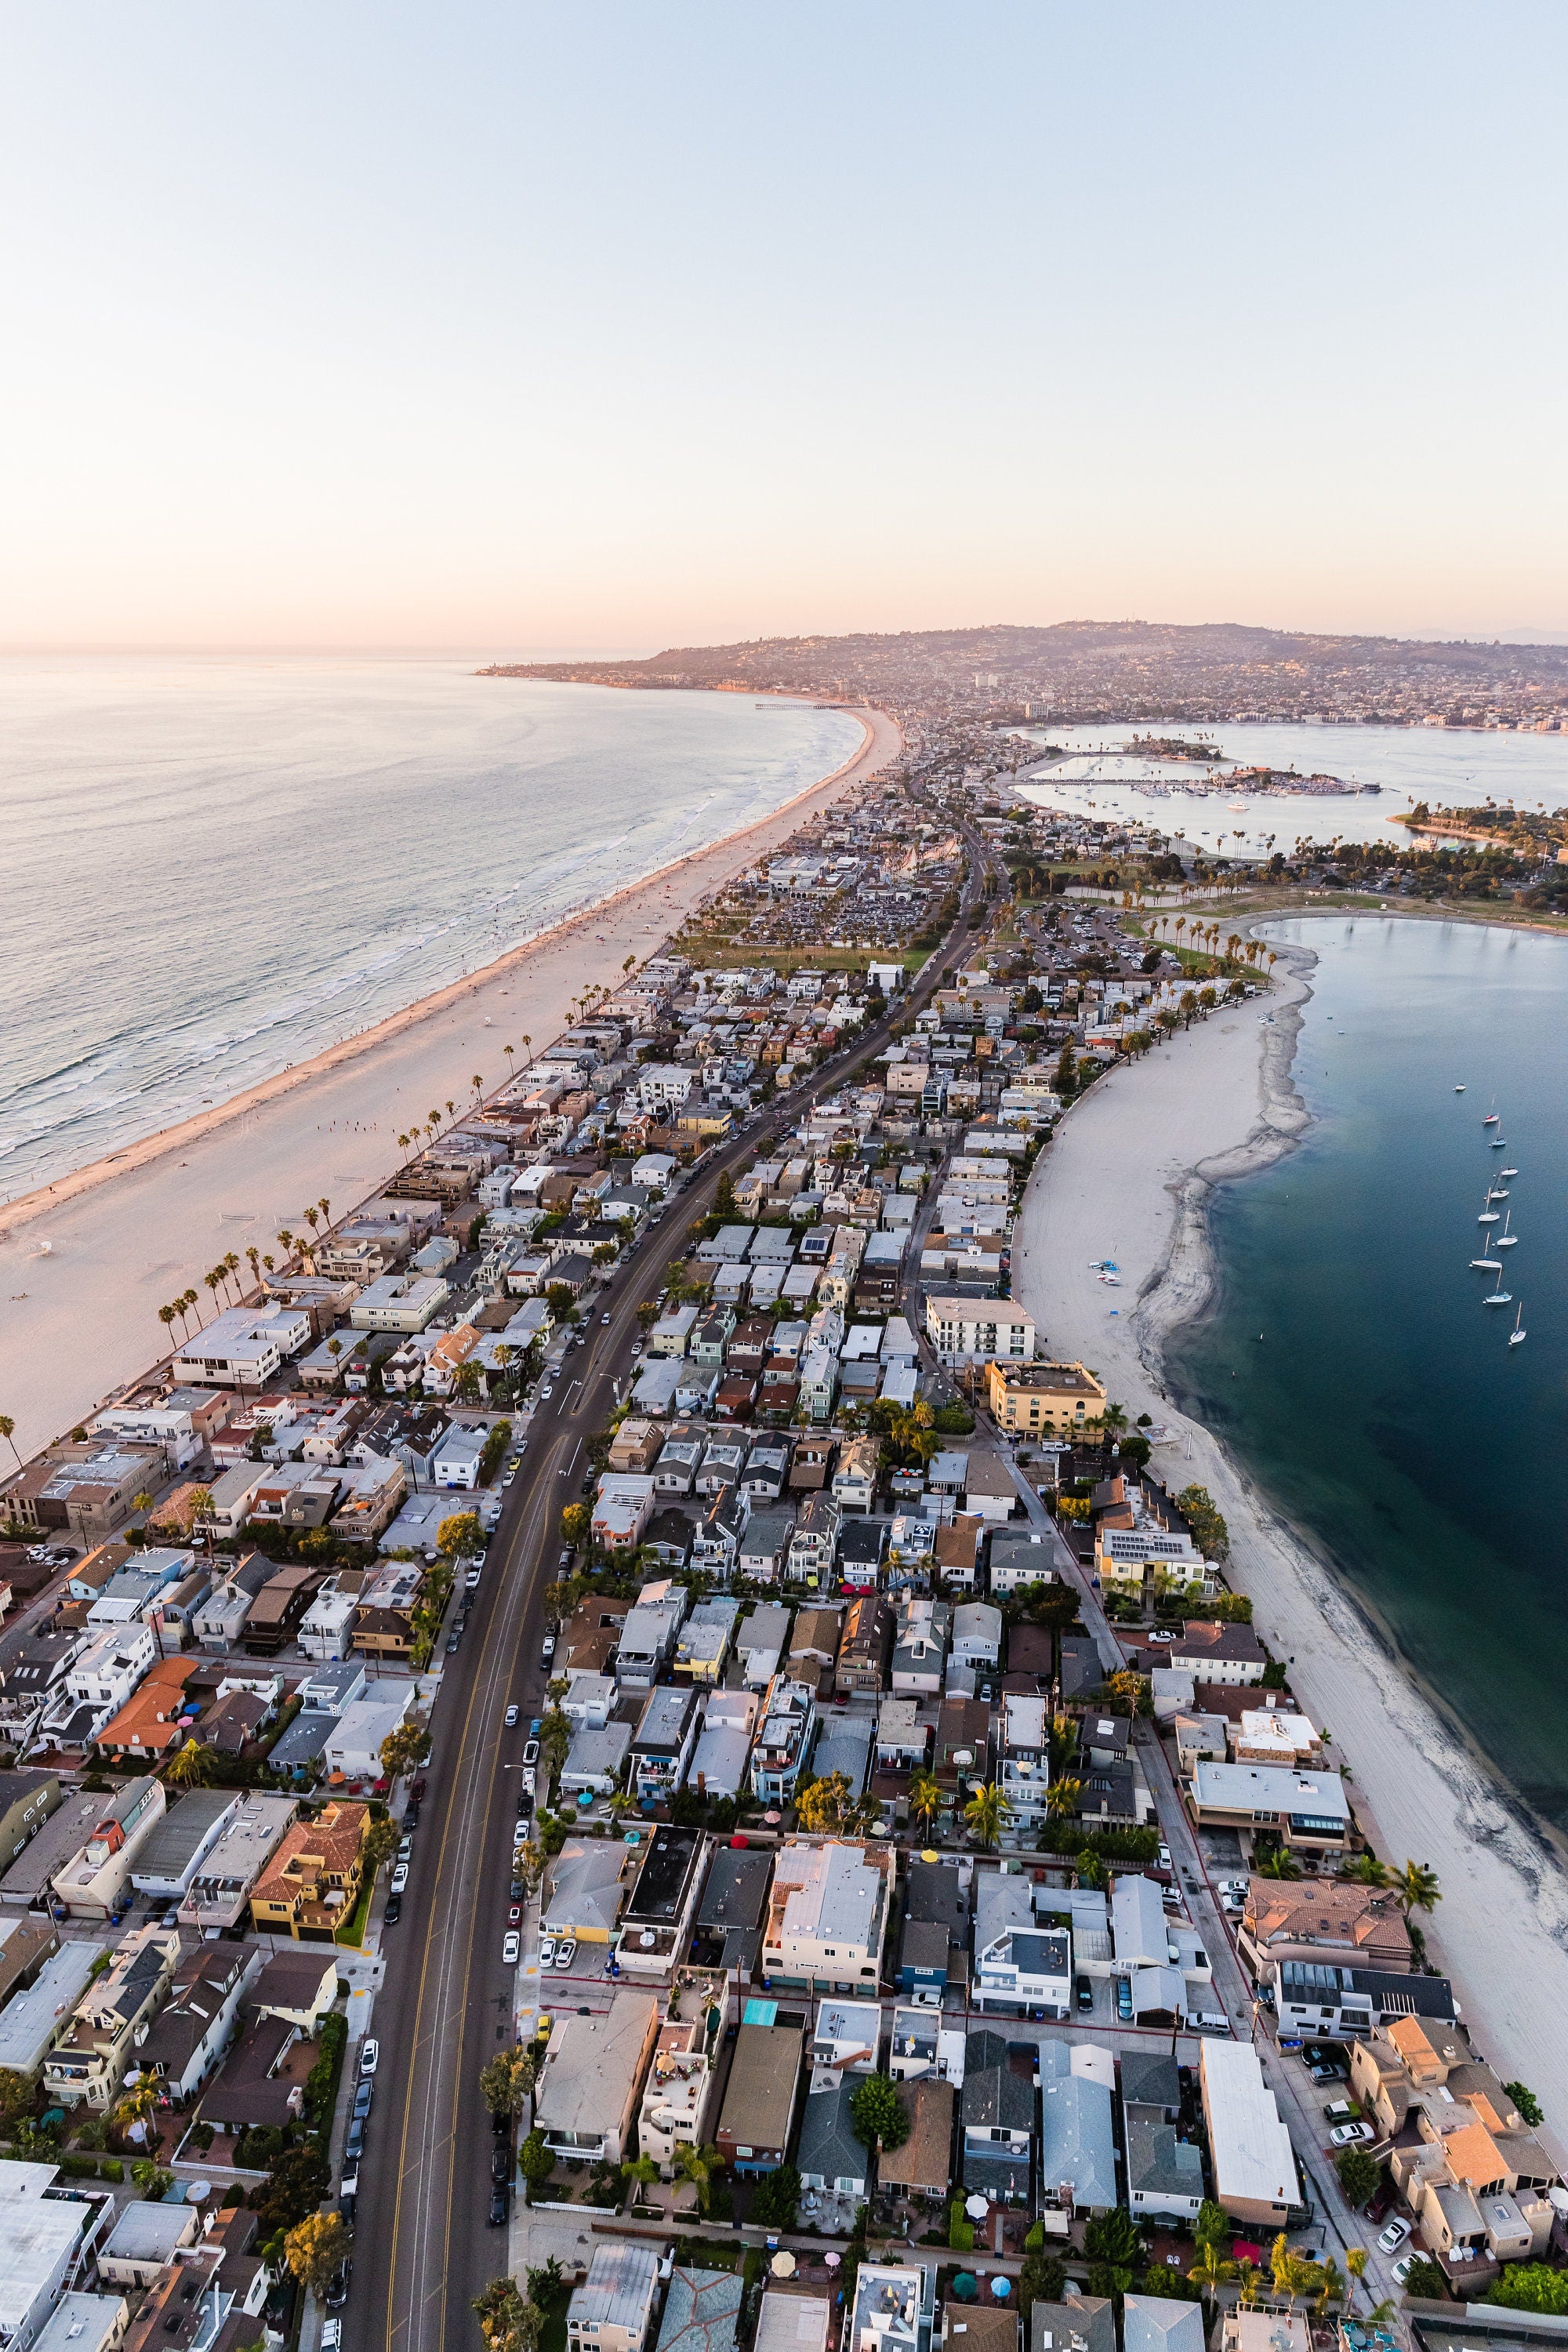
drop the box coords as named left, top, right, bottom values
left=924, top=1297, right=1035, bottom=1366
left=171, top=1305, right=312, bottom=1389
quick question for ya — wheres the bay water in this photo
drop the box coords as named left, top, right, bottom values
left=0, top=655, right=862, bottom=1203
left=1167, top=914, right=1568, bottom=1831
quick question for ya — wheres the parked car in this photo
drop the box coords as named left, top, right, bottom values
left=1330, top=2122, right=1373, bottom=2147
left=390, top=1863, right=408, bottom=1894
left=326, top=2263, right=351, bottom=2310
left=360, top=2040, right=379, bottom=2077
left=352, top=2080, right=373, bottom=2121
left=345, top=2117, right=367, bottom=2161
left=488, top=2186, right=510, bottom=2227
left=384, top=1893, right=402, bottom=1925
left=522, top=1740, right=539, bottom=1767
left=445, top=1631, right=462, bottom=1654
left=1310, top=2060, right=1347, bottom=2083
left=321, top=2322, right=343, bottom=2352
left=397, top=1835, right=413, bottom=1862
left=1075, top=1976, right=1094, bottom=2014
left=466, top=1567, right=482, bottom=1589
left=1390, top=2257, right=1415, bottom=2288
left=502, top=1930, right=520, bottom=1964
left=410, top=1777, right=428, bottom=1803
left=405, top=1802, right=420, bottom=1831
left=1378, top=2219, right=1411, bottom=2254
left=492, top=2143, right=512, bottom=2184
left=504, top=1705, right=520, bottom=1730
left=538, top=1934, right=556, bottom=1965
left=541, top=1633, right=557, bottom=1664
left=1116, top=1978, right=1134, bottom=2023
left=554, top=1937, right=576, bottom=1969
left=601, top=1313, right=612, bottom=1326
left=507, top=1905, right=521, bottom=1925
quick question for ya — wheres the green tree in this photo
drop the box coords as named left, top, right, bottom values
left=437, top=1511, right=485, bottom=1559
left=1083, top=2205, right=1143, bottom=2297
left=1018, top=2254, right=1066, bottom=2309
left=1402, top=2257, right=1448, bottom=2300
left=362, top=1816, right=399, bottom=1877
left=560, top=1502, right=591, bottom=1552
left=1335, top=2146, right=1381, bottom=2205
left=750, top=2162, right=800, bottom=2229
left=1103, top=1668, right=1152, bottom=1718
left=283, top=2211, right=351, bottom=2299
left=1189, top=2242, right=1238, bottom=2303
left=539, top=1709, right=572, bottom=1787
left=1394, top=1860, right=1442, bottom=1917
left=1194, top=2199, right=1230, bottom=2251
left=673, top=2139, right=724, bottom=2214
left=1255, top=1846, right=1303, bottom=1881
left=480, top=2045, right=534, bottom=2120
left=1503, top=2081, right=1544, bottom=2127
left=796, top=1771, right=863, bottom=1837
left=545, top=1283, right=579, bottom=1326
left=258, top=2143, right=330, bottom=2233
left=517, top=2131, right=555, bottom=2195
left=907, top=1769, right=942, bottom=1841
left=474, top=2278, right=534, bottom=2352
left=848, top=2074, right=909, bottom=2152
left=1046, top=1777, right=1084, bottom=1820
left=1175, top=1483, right=1230, bottom=1561
left=962, top=1781, right=1012, bottom=1851
left=165, top=1737, right=216, bottom=1791
left=380, top=1718, right=432, bottom=1782
left=1489, top=2268, right=1568, bottom=2316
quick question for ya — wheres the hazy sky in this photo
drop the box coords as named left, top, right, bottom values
left=6, top=3, right=1566, bottom=651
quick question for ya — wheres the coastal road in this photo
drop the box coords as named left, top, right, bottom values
left=357, top=817, right=987, bottom=2352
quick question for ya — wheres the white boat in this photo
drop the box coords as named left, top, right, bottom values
left=1470, top=1256, right=1501, bottom=1272
left=1454, top=1083, right=1465, bottom=1092
left=1488, top=1185, right=1508, bottom=1200
left=1477, top=1196, right=1501, bottom=1225
left=1509, top=1303, right=1526, bottom=1346
left=1500, top=1166, right=1518, bottom=1178
left=1483, top=1103, right=1499, bottom=1124
left=1483, top=1286, right=1512, bottom=1305
left=1495, top=1210, right=1518, bottom=1249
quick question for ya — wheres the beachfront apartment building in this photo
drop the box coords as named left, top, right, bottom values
left=924, top=1297, right=1035, bottom=1367
left=171, top=1305, right=312, bottom=1389
left=637, top=2013, right=719, bottom=2174
left=985, top=1359, right=1106, bottom=1434
left=1186, top=1762, right=1352, bottom=1857
left=349, top=1275, right=450, bottom=1332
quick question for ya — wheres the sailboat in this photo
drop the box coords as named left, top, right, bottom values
left=1483, top=1102, right=1499, bottom=1125
left=1483, top=1283, right=1513, bottom=1305
left=1495, top=1210, right=1518, bottom=1249
left=1487, top=1185, right=1508, bottom=1200
left=1509, top=1303, right=1526, bottom=1346
left=1454, top=1083, right=1465, bottom=1092
left=1490, top=1134, right=1508, bottom=1149
left=1500, top=1165, right=1519, bottom=1178
left=1477, top=1196, right=1501, bottom=1225
left=1470, top=1254, right=1501, bottom=1272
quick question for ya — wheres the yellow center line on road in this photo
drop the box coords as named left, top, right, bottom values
left=385, top=1450, right=560, bottom=2352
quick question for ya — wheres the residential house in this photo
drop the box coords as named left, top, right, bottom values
left=128, top=1789, right=240, bottom=1902
left=1186, top=1763, right=1352, bottom=1857
left=985, top=1361, right=1107, bottom=1437
left=673, top=1597, right=742, bottom=1686
left=961, top=2027, right=1033, bottom=2204
left=1121, top=2302, right=1206, bottom=2352
left=714, top=2020, right=803, bottom=2174
left=50, top=1779, right=167, bottom=1920
left=629, top=1687, right=701, bottom=1807
left=249, top=1798, right=368, bottom=1940
left=837, top=1595, right=894, bottom=1695
left=1198, top=2037, right=1299, bottom=2228
left=541, top=1838, right=636, bottom=1946
left=880, top=2076, right=956, bottom=2204
left=567, top=2244, right=661, bottom=2352
left=0, top=1773, right=63, bottom=1876
left=973, top=1871, right=1072, bottom=2019
left=833, top=1436, right=880, bottom=1513
left=137, top=1940, right=263, bottom=2102
left=655, top=2270, right=742, bottom=2352
left=1168, top=1622, right=1268, bottom=1686
left=897, top=1858, right=969, bottom=2003
left=891, top=1597, right=950, bottom=1695
left=788, top=1493, right=840, bottom=1592
left=560, top=1722, right=633, bottom=1800
left=750, top=1677, right=818, bottom=1806
left=43, top=1925, right=181, bottom=2110
left=177, top=1794, right=299, bottom=1933
left=761, top=1838, right=895, bottom=1993
left=1038, top=2039, right=1119, bottom=2215
left=951, top=1601, right=1002, bottom=1675
left=797, top=2077, right=869, bottom=2199
left=738, top=1506, right=795, bottom=1584
left=737, top=1602, right=793, bottom=1690
left=1238, top=1877, right=1411, bottom=1984
left=690, top=1842, right=773, bottom=1978
left=638, top=2016, right=720, bottom=2174
left=533, top=1990, right=660, bottom=2165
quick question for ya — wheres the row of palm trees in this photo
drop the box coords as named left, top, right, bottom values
left=1253, top=1845, right=1443, bottom=1917
left=1145, top=909, right=1279, bottom=975
left=154, top=1200, right=332, bottom=1355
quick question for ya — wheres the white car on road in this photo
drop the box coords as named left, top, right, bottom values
left=1378, top=2219, right=1411, bottom=2253
left=360, top=2039, right=379, bottom=2077
left=502, top=1930, right=520, bottom=1965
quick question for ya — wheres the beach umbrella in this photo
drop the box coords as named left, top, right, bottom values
left=964, top=2194, right=989, bottom=2221
left=771, top=2254, right=796, bottom=2279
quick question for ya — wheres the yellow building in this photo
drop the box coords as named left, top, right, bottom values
left=249, top=1799, right=369, bottom=1940
left=985, top=1359, right=1105, bottom=1435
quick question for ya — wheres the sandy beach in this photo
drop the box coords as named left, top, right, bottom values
left=1014, top=936, right=1568, bottom=2152
left=0, top=701, right=900, bottom=1459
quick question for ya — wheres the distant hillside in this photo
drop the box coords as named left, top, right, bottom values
left=481, top=621, right=1568, bottom=726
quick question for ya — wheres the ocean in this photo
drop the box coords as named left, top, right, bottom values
left=1167, top=913, right=1568, bottom=1834
left=0, top=655, right=863, bottom=1203
left=1014, top=717, right=1568, bottom=854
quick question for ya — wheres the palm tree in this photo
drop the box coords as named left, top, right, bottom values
left=224, top=1251, right=241, bottom=1294
left=1255, top=1846, right=1302, bottom=1880
left=1046, top=1777, right=1084, bottom=1820
left=673, top=2140, right=722, bottom=2215
left=204, top=1269, right=223, bottom=1316
left=472, top=1074, right=485, bottom=1103
left=1339, top=1853, right=1390, bottom=1888
left=907, top=1769, right=942, bottom=1842
left=1394, top=1860, right=1441, bottom=1917
left=1188, top=2241, right=1238, bottom=2305
left=1234, top=2259, right=1261, bottom=2309
left=132, top=1490, right=154, bottom=1523
left=111, top=2078, right=158, bottom=2143
left=158, top=1304, right=177, bottom=1351
left=182, top=1287, right=199, bottom=1332
left=1315, top=2258, right=1346, bottom=2317
left=318, top=1197, right=330, bottom=1225
left=963, top=1782, right=1012, bottom=1851
left=277, top=1231, right=294, bottom=1260
left=622, top=2153, right=660, bottom=2200
left=0, top=1413, right=20, bottom=1475
left=245, top=1247, right=261, bottom=1289
left=1345, top=2249, right=1368, bottom=2303
left=166, top=1737, right=215, bottom=1791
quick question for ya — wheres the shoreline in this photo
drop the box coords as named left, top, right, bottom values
left=0, top=702, right=880, bottom=1238
left=1014, top=931, right=1568, bottom=2151
left=0, top=703, right=900, bottom=1457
